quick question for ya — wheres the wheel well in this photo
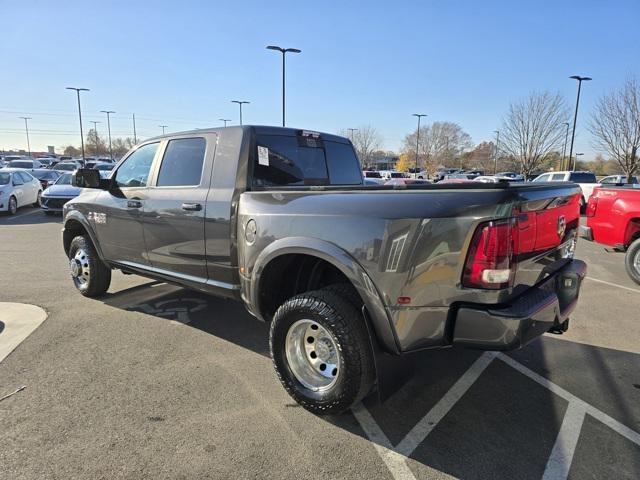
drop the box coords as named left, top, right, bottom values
left=63, top=219, right=88, bottom=255
left=258, top=254, right=362, bottom=321
left=627, top=218, right=640, bottom=246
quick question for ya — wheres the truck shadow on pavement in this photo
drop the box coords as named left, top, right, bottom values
left=103, top=281, right=640, bottom=480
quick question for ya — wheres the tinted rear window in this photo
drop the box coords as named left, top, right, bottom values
left=253, top=134, right=362, bottom=187
left=569, top=172, right=597, bottom=183
left=364, top=171, right=381, bottom=178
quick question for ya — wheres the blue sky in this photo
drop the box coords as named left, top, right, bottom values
left=1, top=0, right=638, bottom=158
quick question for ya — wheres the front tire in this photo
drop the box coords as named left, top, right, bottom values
left=33, top=191, right=42, bottom=207
left=8, top=196, right=17, bottom=215
left=624, top=238, right=640, bottom=285
left=270, top=287, right=374, bottom=415
left=68, top=235, right=112, bottom=297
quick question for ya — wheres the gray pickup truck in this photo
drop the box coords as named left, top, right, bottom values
left=63, top=126, right=586, bottom=414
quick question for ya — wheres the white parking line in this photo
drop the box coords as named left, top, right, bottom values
left=0, top=302, right=47, bottom=362
left=394, top=351, right=498, bottom=457
left=1, top=209, right=41, bottom=222
left=584, top=276, right=640, bottom=293
left=542, top=402, right=586, bottom=480
left=354, top=351, right=640, bottom=480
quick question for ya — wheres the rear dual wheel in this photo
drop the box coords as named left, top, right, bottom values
left=269, top=287, right=374, bottom=415
left=625, top=238, right=640, bottom=285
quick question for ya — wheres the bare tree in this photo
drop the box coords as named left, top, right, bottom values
left=589, top=77, right=640, bottom=182
left=500, top=91, right=568, bottom=178
left=338, top=125, right=383, bottom=168
left=402, top=121, right=472, bottom=174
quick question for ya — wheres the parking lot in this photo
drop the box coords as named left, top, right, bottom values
left=1, top=208, right=639, bottom=480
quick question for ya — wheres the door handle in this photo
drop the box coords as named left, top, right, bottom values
left=181, top=203, right=202, bottom=211
left=127, top=199, right=143, bottom=209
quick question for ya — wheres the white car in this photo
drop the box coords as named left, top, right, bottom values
left=599, top=175, right=638, bottom=185
left=532, top=171, right=598, bottom=208
left=0, top=168, right=43, bottom=215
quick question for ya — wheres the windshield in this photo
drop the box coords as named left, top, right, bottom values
left=56, top=163, right=77, bottom=171
left=55, top=173, right=72, bottom=185
left=0, top=172, right=10, bottom=185
left=8, top=160, right=32, bottom=168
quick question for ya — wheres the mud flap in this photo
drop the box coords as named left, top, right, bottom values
left=362, top=307, right=415, bottom=402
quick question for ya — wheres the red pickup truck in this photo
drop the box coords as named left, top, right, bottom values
left=580, top=185, right=640, bottom=284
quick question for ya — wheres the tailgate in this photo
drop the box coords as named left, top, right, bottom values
left=512, top=187, right=581, bottom=291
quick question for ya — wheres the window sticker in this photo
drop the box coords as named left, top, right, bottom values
left=258, top=146, right=270, bottom=166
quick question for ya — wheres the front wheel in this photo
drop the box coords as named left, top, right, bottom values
left=269, top=287, right=374, bottom=415
left=68, top=234, right=112, bottom=297
left=33, top=191, right=42, bottom=207
left=624, top=238, right=640, bottom=285
left=8, top=196, right=17, bottom=215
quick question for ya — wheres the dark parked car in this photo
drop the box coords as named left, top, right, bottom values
left=31, top=169, right=62, bottom=190
left=41, top=173, right=83, bottom=215
left=62, top=126, right=586, bottom=414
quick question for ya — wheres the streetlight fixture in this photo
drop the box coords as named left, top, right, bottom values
left=90, top=120, right=101, bottom=156
left=573, top=152, right=584, bottom=171
left=159, top=125, right=168, bottom=135
left=567, top=75, right=592, bottom=172
left=231, top=100, right=250, bottom=125
left=132, top=114, right=137, bottom=144
left=412, top=114, right=427, bottom=176
left=66, top=87, right=90, bottom=160
left=19, top=117, right=32, bottom=158
left=493, top=130, right=500, bottom=174
left=347, top=128, right=358, bottom=141
left=219, top=118, right=231, bottom=127
left=561, top=122, right=570, bottom=170
left=100, top=110, right=115, bottom=161
left=266, top=45, right=301, bottom=127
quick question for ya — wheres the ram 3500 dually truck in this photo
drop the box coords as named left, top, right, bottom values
left=63, top=126, right=586, bottom=414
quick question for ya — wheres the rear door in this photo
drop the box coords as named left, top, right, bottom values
left=142, top=135, right=212, bottom=280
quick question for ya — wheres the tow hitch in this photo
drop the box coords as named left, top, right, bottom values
left=548, top=318, right=570, bottom=335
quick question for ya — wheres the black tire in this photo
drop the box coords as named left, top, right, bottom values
left=324, top=283, right=363, bottom=310
left=33, top=191, right=42, bottom=207
left=624, top=238, right=640, bottom=285
left=270, top=288, right=374, bottom=415
left=8, top=196, right=17, bottom=215
left=68, top=235, right=112, bottom=297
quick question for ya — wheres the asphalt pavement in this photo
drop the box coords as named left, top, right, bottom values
left=1, top=208, right=639, bottom=479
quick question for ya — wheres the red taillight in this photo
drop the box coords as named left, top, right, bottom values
left=462, top=219, right=518, bottom=289
left=586, top=196, right=598, bottom=217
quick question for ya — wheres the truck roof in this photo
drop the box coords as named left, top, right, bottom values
left=144, top=125, right=350, bottom=145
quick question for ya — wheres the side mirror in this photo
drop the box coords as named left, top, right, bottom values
left=72, top=168, right=108, bottom=189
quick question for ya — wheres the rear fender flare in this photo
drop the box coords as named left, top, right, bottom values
left=250, top=236, right=400, bottom=354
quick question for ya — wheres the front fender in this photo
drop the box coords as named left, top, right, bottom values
left=62, top=211, right=105, bottom=260
left=250, top=236, right=400, bottom=354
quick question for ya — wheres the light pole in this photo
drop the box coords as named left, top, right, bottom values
left=159, top=125, right=168, bottom=135
left=231, top=100, right=250, bottom=125
left=412, top=114, right=427, bottom=176
left=219, top=118, right=231, bottom=127
left=90, top=120, right=101, bottom=156
left=493, top=130, right=500, bottom=174
left=132, top=114, right=137, bottom=144
left=66, top=87, right=89, bottom=160
left=100, top=110, right=115, bottom=161
left=347, top=128, right=358, bottom=141
left=561, top=122, right=570, bottom=170
left=266, top=45, right=301, bottom=127
left=573, top=152, right=584, bottom=171
left=19, top=117, right=32, bottom=157
left=568, top=75, right=592, bottom=171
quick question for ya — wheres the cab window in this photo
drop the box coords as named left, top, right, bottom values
left=114, top=143, right=159, bottom=188
left=533, top=174, right=550, bottom=182
left=156, top=138, right=206, bottom=187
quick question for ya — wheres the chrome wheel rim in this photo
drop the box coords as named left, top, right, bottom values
left=285, top=319, right=341, bottom=391
left=634, top=250, right=640, bottom=271
left=70, top=248, right=91, bottom=288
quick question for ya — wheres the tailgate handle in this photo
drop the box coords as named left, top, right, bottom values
left=182, top=202, right=202, bottom=211
left=127, top=199, right=142, bottom=209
